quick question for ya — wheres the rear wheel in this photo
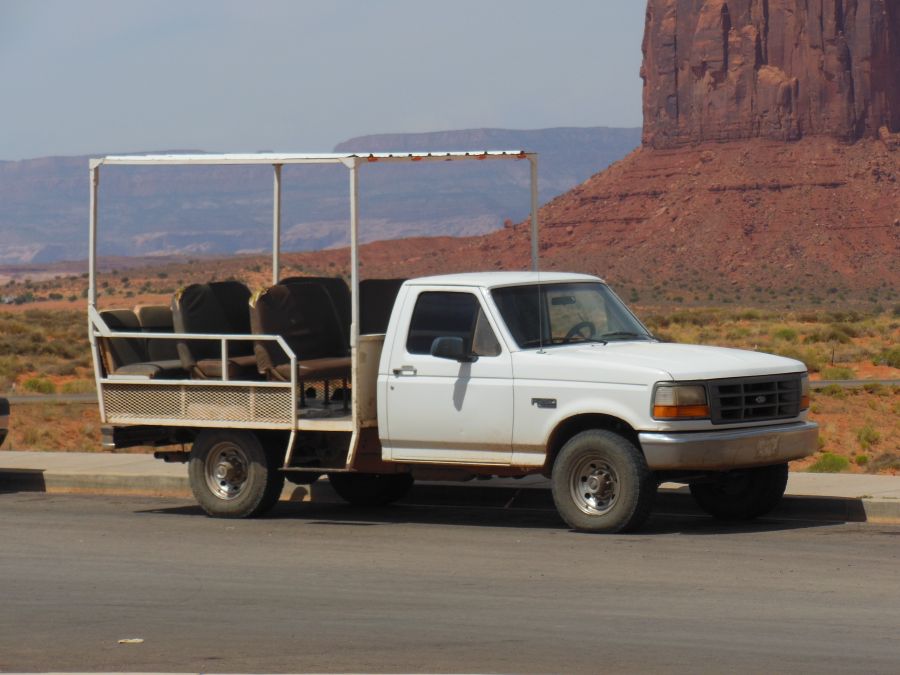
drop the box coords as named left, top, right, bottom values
left=551, top=430, right=656, bottom=533
left=689, top=463, right=788, bottom=520
left=188, top=429, right=284, bottom=518
left=327, top=472, right=414, bottom=506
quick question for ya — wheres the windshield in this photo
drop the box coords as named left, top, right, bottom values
left=491, top=282, right=652, bottom=349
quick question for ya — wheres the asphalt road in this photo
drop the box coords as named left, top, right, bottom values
left=1, top=493, right=899, bottom=674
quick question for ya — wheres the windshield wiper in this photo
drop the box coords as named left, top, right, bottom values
left=597, top=331, right=649, bottom=341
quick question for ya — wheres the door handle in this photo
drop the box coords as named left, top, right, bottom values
left=392, top=365, right=417, bottom=376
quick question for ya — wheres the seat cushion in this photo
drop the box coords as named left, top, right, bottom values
left=113, top=359, right=186, bottom=380
left=271, top=357, right=351, bottom=382
left=193, top=354, right=259, bottom=380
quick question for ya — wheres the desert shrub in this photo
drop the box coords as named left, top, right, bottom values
left=804, top=327, right=852, bottom=344
left=855, top=454, right=869, bottom=467
left=826, top=310, right=863, bottom=323
left=796, top=311, right=821, bottom=323
left=856, top=424, right=881, bottom=450
left=818, top=384, right=846, bottom=398
left=862, top=382, right=886, bottom=396
left=832, top=345, right=873, bottom=364
left=820, top=366, right=855, bottom=380
left=874, top=346, right=900, bottom=369
left=61, top=380, right=96, bottom=394
left=725, top=327, right=751, bottom=340
left=40, top=361, right=78, bottom=377
left=772, top=346, right=827, bottom=372
left=868, top=453, right=900, bottom=473
left=22, top=377, right=56, bottom=394
left=773, top=327, right=798, bottom=342
left=808, top=453, right=850, bottom=473
left=831, top=322, right=859, bottom=338
left=670, top=309, right=722, bottom=327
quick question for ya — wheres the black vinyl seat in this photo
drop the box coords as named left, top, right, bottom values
left=98, top=309, right=186, bottom=379
left=171, top=281, right=258, bottom=380
left=250, top=283, right=351, bottom=401
left=281, top=276, right=351, bottom=346
left=359, top=278, right=406, bottom=334
left=135, top=304, right=181, bottom=362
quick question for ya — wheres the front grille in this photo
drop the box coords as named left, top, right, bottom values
left=708, top=375, right=802, bottom=425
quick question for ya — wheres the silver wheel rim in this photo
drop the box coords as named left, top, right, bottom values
left=570, top=455, right=619, bottom=516
left=204, top=441, right=249, bottom=500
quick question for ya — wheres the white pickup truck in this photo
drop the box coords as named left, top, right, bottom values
left=87, top=151, right=817, bottom=533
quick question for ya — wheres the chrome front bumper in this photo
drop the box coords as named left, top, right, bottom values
left=639, top=421, right=818, bottom=471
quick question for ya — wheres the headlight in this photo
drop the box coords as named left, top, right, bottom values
left=653, top=383, right=710, bottom=420
left=800, top=373, right=810, bottom=410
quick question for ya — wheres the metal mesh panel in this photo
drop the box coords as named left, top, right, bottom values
left=102, top=383, right=293, bottom=427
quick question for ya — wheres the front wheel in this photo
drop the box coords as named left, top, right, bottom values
left=327, top=472, right=414, bottom=506
left=188, top=429, right=284, bottom=518
left=551, top=430, right=656, bottom=533
left=689, top=463, right=788, bottom=520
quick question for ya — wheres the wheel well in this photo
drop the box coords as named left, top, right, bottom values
left=542, top=414, right=640, bottom=474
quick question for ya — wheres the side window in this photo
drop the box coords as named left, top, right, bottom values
left=406, top=292, right=501, bottom=357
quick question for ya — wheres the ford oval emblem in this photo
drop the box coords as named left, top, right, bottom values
left=754, top=395, right=767, bottom=404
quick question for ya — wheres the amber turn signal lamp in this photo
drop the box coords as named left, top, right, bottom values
left=653, top=404, right=711, bottom=419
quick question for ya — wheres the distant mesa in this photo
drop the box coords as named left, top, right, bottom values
left=641, top=0, right=900, bottom=148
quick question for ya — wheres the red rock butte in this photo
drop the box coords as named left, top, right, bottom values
left=641, top=0, right=900, bottom=147
left=299, top=0, right=899, bottom=305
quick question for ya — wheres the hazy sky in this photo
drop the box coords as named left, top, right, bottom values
left=1, top=1, right=646, bottom=161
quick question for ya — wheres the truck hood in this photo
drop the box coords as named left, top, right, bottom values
left=512, top=341, right=806, bottom=384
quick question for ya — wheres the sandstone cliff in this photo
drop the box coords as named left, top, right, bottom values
left=642, top=0, right=900, bottom=148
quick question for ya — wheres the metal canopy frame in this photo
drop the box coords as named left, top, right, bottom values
left=87, top=150, right=540, bottom=464
left=89, top=150, right=540, bottom=354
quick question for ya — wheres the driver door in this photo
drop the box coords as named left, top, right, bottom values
left=382, top=289, right=513, bottom=465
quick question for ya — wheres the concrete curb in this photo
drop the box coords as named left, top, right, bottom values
left=2, top=465, right=898, bottom=525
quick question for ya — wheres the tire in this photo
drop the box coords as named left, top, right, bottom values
left=689, top=463, right=788, bottom=521
left=551, top=430, right=656, bottom=533
left=327, top=472, right=414, bottom=507
left=188, top=429, right=285, bottom=518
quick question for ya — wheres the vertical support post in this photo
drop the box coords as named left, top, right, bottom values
left=272, top=163, right=283, bottom=285
left=220, top=338, right=229, bottom=382
left=87, top=161, right=106, bottom=421
left=529, top=156, right=539, bottom=271
left=346, top=159, right=361, bottom=469
left=88, top=164, right=100, bottom=308
left=349, top=160, right=360, bottom=351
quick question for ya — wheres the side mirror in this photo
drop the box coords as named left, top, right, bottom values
left=431, top=336, right=477, bottom=363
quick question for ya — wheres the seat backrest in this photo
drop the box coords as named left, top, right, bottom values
left=135, top=304, right=180, bottom=361
left=99, top=309, right=146, bottom=372
left=172, top=281, right=253, bottom=368
left=359, top=278, right=407, bottom=334
left=250, top=283, right=347, bottom=373
left=281, top=276, right=350, bottom=347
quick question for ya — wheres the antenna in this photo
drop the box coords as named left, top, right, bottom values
left=530, top=157, right=545, bottom=354
left=536, top=268, right=545, bottom=354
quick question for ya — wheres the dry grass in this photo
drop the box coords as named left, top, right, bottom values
left=793, top=386, right=900, bottom=475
